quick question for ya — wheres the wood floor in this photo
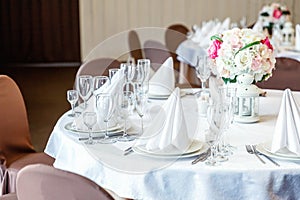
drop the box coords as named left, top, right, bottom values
left=0, top=67, right=78, bottom=152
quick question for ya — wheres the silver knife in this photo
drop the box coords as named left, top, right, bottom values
left=252, top=145, right=280, bottom=167
left=191, top=148, right=211, bottom=165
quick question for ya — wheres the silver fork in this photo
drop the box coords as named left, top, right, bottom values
left=252, top=145, right=280, bottom=167
left=245, top=145, right=265, bottom=164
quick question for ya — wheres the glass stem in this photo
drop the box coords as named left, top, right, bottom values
left=71, top=103, right=75, bottom=116
left=140, top=116, right=144, bottom=135
left=105, top=121, right=109, bottom=139
left=88, top=128, right=93, bottom=144
left=201, top=81, right=206, bottom=89
left=123, top=118, right=127, bottom=137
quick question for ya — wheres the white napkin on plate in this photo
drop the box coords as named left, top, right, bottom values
left=75, top=70, right=124, bottom=131
left=149, top=57, right=175, bottom=96
left=138, top=87, right=191, bottom=152
left=271, top=88, right=300, bottom=155
left=295, top=24, right=300, bottom=51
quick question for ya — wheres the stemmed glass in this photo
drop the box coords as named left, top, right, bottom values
left=117, top=91, right=135, bottom=142
left=137, top=59, right=151, bottom=96
left=135, top=86, right=148, bottom=135
left=205, top=103, right=227, bottom=166
left=96, top=93, right=116, bottom=144
left=93, top=76, right=110, bottom=94
left=83, top=112, right=97, bottom=145
left=195, top=56, right=211, bottom=89
left=109, top=68, right=119, bottom=81
left=67, top=89, right=79, bottom=117
left=77, top=75, right=93, bottom=109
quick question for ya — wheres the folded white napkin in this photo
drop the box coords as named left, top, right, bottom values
left=138, top=87, right=191, bottom=151
left=252, top=20, right=263, bottom=33
left=75, top=70, right=124, bottom=131
left=271, top=89, right=300, bottom=155
left=295, top=24, right=300, bottom=51
left=149, top=57, right=175, bottom=96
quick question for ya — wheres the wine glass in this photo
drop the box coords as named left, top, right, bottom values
left=67, top=89, right=79, bottom=117
left=117, top=91, right=135, bottom=142
left=93, top=76, right=110, bottom=94
left=83, top=112, right=97, bottom=145
left=195, top=56, right=211, bottom=89
left=135, top=86, right=148, bottom=135
left=77, top=75, right=93, bottom=109
left=96, top=93, right=116, bottom=144
left=108, top=68, right=119, bottom=81
left=137, top=59, right=151, bottom=83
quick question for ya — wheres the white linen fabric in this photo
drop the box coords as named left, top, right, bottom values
left=271, top=88, right=300, bottom=155
left=148, top=57, right=175, bottom=96
left=45, top=89, right=300, bottom=200
left=75, top=70, right=124, bottom=131
left=295, top=24, right=300, bottom=51
left=137, top=87, right=191, bottom=152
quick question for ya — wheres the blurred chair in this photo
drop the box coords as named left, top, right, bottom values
left=256, top=57, right=300, bottom=91
left=143, top=40, right=172, bottom=72
left=0, top=75, right=54, bottom=195
left=76, top=58, right=121, bottom=78
left=128, top=30, right=144, bottom=61
left=15, top=164, right=114, bottom=200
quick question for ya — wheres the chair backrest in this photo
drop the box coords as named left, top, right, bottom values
left=128, top=30, right=144, bottom=61
left=165, top=24, right=189, bottom=56
left=256, top=57, right=300, bottom=91
left=0, top=75, right=35, bottom=167
left=143, top=40, right=172, bottom=71
left=16, top=164, right=114, bottom=200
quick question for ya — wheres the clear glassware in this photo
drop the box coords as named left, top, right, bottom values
left=135, top=87, right=148, bottom=135
left=77, top=75, right=93, bottom=109
left=195, top=56, right=211, bottom=89
left=67, top=89, right=79, bottom=117
left=93, top=76, right=110, bottom=94
left=117, top=91, right=135, bottom=142
left=83, top=112, right=97, bottom=145
left=96, top=93, right=116, bottom=144
left=108, top=68, right=119, bottom=81
left=137, top=59, right=151, bottom=83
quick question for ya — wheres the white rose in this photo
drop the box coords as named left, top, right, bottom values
left=234, top=50, right=253, bottom=72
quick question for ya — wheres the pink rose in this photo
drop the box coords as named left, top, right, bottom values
left=261, top=37, right=273, bottom=50
left=208, top=40, right=222, bottom=59
left=251, top=56, right=262, bottom=71
left=273, top=9, right=282, bottom=19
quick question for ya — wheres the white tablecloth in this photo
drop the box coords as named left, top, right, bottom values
left=45, top=89, right=300, bottom=200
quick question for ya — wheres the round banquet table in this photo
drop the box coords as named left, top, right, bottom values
left=45, top=89, right=300, bottom=200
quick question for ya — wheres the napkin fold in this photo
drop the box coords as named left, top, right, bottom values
left=139, top=87, right=191, bottom=152
left=295, top=24, right=300, bottom=51
left=271, top=89, right=300, bottom=155
left=149, top=57, right=175, bottom=96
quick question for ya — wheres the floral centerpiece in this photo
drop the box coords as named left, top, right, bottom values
left=207, top=28, right=276, bottom=84
left=258, top=3, right=291, bottom=35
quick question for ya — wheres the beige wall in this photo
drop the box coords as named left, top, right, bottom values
left=79, top=0, right=300, bottom=62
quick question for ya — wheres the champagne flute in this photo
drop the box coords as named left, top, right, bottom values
left=96, top=93, right=116, bottom=144
left=67, top=89, right=79, bottom=117
left=135, top=86, right=147, bottom=135
left=77, top=75, right=93, bottom=109
left=83, top=112, right=97, bottom=145
left=117, top=91, right=135, bottom=142
left=195, top=56, right=211, bottom=89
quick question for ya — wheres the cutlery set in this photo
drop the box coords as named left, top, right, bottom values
left=245, top=145, right=280, bottom=167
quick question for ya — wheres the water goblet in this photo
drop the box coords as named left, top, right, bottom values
left=117, top=91, right=135, bottom=142
left=96, top=93, right=116, bottom=144
left=93, top=76, right=110, bottom=94
left=195, top=55, right=211, bottom=89
left=67, top=89, right=79, bottom=117
left=77, top=75, right=93, bottom=109
left=83, top=112, right=97, bottom=145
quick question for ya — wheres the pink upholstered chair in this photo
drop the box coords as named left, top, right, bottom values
left=0, top=75, right=54, bottom=195
left=15, top=164, right=113, bottom=200
left=143, top=40, right=172, bottom=71
left=256, top=57, right=300, bottom=91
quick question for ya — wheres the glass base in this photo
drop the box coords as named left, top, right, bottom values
left=205, top=157, right=220, bottom=166
left=84, top=139, right=96, bottom=145
left=117, top=135, right=136, bottom=142
left=98, top=137, right=117, bottom=144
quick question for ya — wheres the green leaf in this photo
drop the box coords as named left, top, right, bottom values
left=210, top=35, right=223, bottom=42
left=234, top=41, right=261, bottom=57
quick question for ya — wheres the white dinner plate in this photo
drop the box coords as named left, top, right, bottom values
left=133, top=140, right=207, bottom=158
left=256, top=142, right=300, bottom=161
left=64, top=122, right=124, bottom=134
left=148, top=91, right=186, bottom=100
